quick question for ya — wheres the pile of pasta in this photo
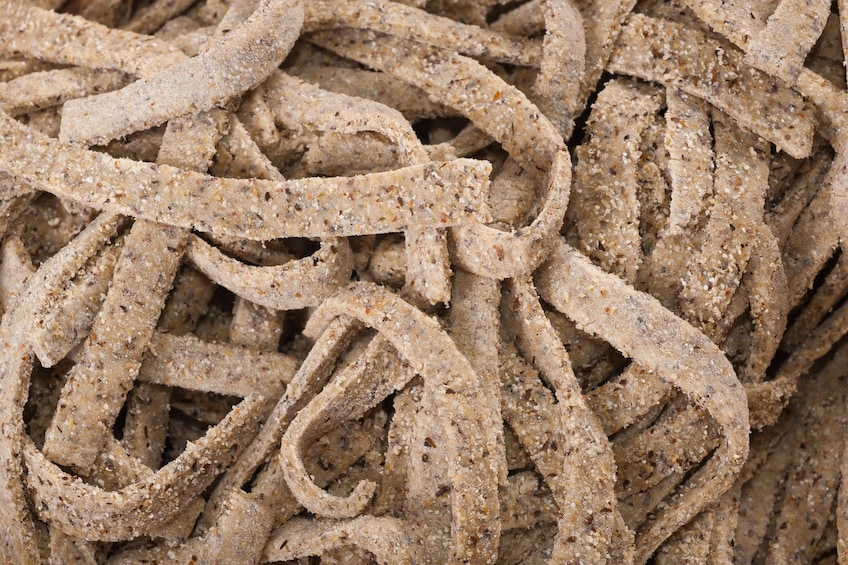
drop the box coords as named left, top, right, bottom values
left=0, top=0, right=846, bottom=562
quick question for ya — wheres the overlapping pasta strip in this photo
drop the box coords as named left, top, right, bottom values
left=60, top=0, right=303, bottom=145
left=4, top=0, right=848, bottom=562
left=536, top=238, right=748, bottom=562
left=303, top=282, right=501, bottom=563
left=0, top=112, right=491, bottom=239
left=608, top=14, right=815, bottom=159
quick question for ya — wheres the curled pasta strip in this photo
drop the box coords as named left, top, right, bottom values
left=311, top=30, right=560, bottom=177
left=291, top=65, right=453, bottom=121
left=304, top=281, right=501, bottom=564
left=503, top=275, right=632, bottom=563
left=263, top=70, right=452, bottom=303
left=450, top=150, right=570, bottom=280
left=0, top=111, right=492, bottom=240
left=59, top=0, right=304, bottom=145
left=263, top=516, right=415, bottom=564
left=304, top=0, right=540, bottom=66
left=279, top=334, right=413, bottom=518
left=23, top=394, right=265, bottom=541
left=263, top=70, right=428, bottom=164
left=0, top=212, right=121, bottom=563
left=187, top=235, right=353, bottom=310
left=200, top=315, right=360, bottom=524
left=310, top=31, right=568, bottom=278
left=535, top=238, right=748, bottom=563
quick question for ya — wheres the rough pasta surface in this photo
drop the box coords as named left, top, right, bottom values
left=0, top=0, right=846, bottom=563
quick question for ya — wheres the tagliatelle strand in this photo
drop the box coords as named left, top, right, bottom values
left=0, top=111, right=492, bottom=239
left=59, top=0, right=304, bottom=145
left=535, top=238, right=749, bottom=563
left=304, top=281, right=501, bottom=564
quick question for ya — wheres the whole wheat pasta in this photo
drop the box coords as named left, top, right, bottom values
left=744, top=0, right=831, bottom=84
left=427, top=124, right=494, bottom=160
left=304, top=0, right=540, bottom=66
left=27, top=239, right=121, bottom=367
left=536, top=238, right=748, bottom=563
left=21, top=212, right=123, bottom=367
left=764, top=355, right=844, bottom=564
left=447, top=270, right=506, bottom=485
left=41, top=221, right=186, bottom=472
left=733, top=428, right=796, bottom=565
left=707, top=482, right=742, bottom=564
left=263, top=71, right=428, bottom=165
left=608, top=14, right=816, bottom=159
left=568, top=78, right=663, bottom=284
left=137, top=331, right=297, bottom=397
left=740, top=227, right=789, bottom=384
left=619, top=471, right=687, bottom=532
left=263, top=516, right=416, bottom=564
left=121, top=0, right=197, bottom=33
left=48, top=529, right=96, bottom=565
left=497, top=471, right=558, bottom=532
left=279, top=336, right=413, bottom=518
left=678, top=115, right=769, bottom=332
left=310, top=30, right=562, bottom=175
left=369, top=388, right=416, bottom=516
left=502, top=276, right=630, bottom=563
left=59, top=0, right=304, bottom=146
left=23, top=394, right=264, bottom=541
left=656, top=509, right=715, bottom=565
left=235, top=84, right=281, bottom=150
left=781, top=157, right=842, bottom=307
left=187, top=235, right=353, bottom=310
left=489, top=0, right=544, bottom=36
left=120, top=382, right=171, bottom=470
left=309, top=28, right=568, bottom=284
left=76, top=0, right=130, bottom=27
left=264, top=69, right=454, bottom=301
left=0, top=112, right=492, bottom=239
left=0, top=236, right=34, bottom=316
left=613, top=404, right=720, bottom=498
left=533, top=0, right=585, bottom=138
left=291, top=65, right=453, bottom=121
left=255, top=412, right=388, bottom=527
left=200, top=315, right=360, bottom=525
left=663, top=89, right=714, bottom=235
left=0, top=3, right=184, bottom=76
left=106, top=490, right=272, bottom=564
left=486, top=158, right=536, bottom=228
left=305, top=282, right=502, bottom=563
left=403, top=366, right=461, bottom=563
left=229, top=296, right=285, bottom=351
left=449, top=150, right=570, bottom=279
left=585, top=363, right=672, bottom=436
left=212, top=115, right=285, bottom=181
left=0, top=67, right=129, bottom=117
left=202, top=233, right=292, bottom=266
left=6, top=0, right=848, bottom=561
